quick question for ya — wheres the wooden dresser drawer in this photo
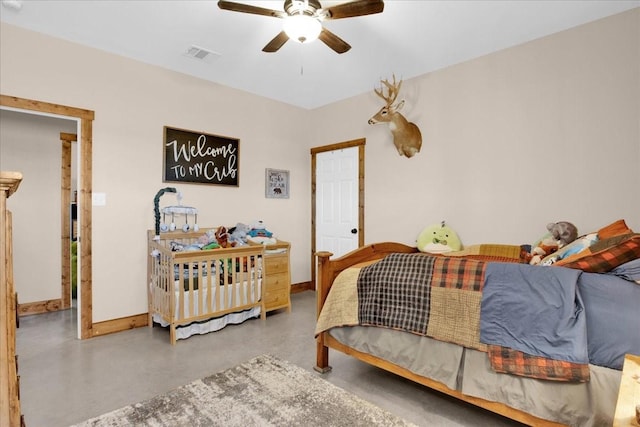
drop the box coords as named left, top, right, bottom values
left=264, top=289, right=289, bottom=310
left=264, top=254, right=288, bottom=274
left=264, top=272, right=288, bottom=290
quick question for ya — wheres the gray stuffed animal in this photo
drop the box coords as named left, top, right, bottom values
left=229, top=223, right=249, bottom=246
left=547, top=221, right=578, bottom=248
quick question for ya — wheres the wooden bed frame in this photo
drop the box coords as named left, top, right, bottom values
left=147, top=229, right=265, bottom=344
left=314, top=242, right=566, bottom=427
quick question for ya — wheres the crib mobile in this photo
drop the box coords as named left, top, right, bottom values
left=152, top=187, right=199, bottom=240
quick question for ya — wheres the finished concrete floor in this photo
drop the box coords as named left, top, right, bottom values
left=16, top=291, right=524, bottom=427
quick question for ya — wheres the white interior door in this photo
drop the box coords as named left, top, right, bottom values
left=315, top=146, right=359, bottom=257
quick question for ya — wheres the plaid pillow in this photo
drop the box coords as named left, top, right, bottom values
left=558, top=234, right=640, bottom=273
left=597, top=219, right=633, bottom=239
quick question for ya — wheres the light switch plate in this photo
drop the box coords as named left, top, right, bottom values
left=92, top=192, right=106, bottom=206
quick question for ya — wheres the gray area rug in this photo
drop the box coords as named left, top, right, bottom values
left=71, top=354, right=416, bottom=426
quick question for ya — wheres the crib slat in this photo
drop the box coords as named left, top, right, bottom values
left=245, top=256, right=250, bottom=304
left=197, top=261, right=203, bottom=316
left=246, top=256, right=251, bottom=303
left=252, top=255, right=258, bottom=303
left=205, top=259, right=213, bottom=314
left=254, top=255, right=258, bottom=303
left=188, top=263, right=194, bottom=319
left=218, top=259, right=227, bottom=310
left=239, top=256, right=246, bottom=304
left=178, top=263, right=185, bottom=321
left=231, top=257, right=237, bottom=308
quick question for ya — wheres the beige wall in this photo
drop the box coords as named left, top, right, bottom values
left=1, top=22, right=310, bottom=321
left=314, top=8, right=639, bottom=246
left=0, top=110, right=76, bottom=302
left=1, top=8, right=638, bottom=323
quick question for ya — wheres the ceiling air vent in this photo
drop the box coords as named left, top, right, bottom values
left=1, top=0, right=23, bottom=11
left=183, top=45, right=220, bottom=63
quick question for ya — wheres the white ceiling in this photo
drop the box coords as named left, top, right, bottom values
left=1, top=1, right=638, bottom=109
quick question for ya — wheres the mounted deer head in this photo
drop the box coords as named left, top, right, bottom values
left=368, top=75, right=422, bottom=158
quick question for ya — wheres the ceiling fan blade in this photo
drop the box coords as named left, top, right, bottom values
left=318, top=28, right=351, bottom=54
left=218, top=1, right=286, bottom=18
left=263, top=31, right=290, bottom=53
left=322, top=0, right=384, bottom=20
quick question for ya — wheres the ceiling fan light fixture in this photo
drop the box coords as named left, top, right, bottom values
left=283, top=15, right=321, bottom=44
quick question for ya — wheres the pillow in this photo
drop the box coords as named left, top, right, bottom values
left=558, top=234, right=640, bottom=273
left=539, top=233, right=598, bottom=265
left=555, top=233, right=634, bottom=265
left=609, top=258, right=640, bottom=284
left=589, top=232, right=636, bottom=253
left=597, top=219, right=633, bottom=239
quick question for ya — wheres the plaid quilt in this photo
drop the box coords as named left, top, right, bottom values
left=487, top=345, right=590, bottom=383
left=354, top=253, right=589, bottom=382
left=358, top=253, right=487, bottom=351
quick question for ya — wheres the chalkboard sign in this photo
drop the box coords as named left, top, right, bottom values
left=163, top=126, right=239, bottom=186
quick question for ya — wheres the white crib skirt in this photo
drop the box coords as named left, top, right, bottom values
left=152, top=306, right=261, bottom=340
left=152, top=279, right=262, bottom=340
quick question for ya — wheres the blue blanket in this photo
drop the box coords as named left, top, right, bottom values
left=578, top=270, right=640, bottom=369
left=480, top=263, right=588, bottom=364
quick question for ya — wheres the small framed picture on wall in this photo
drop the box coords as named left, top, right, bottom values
left=265, top=168, right=289, bottom=199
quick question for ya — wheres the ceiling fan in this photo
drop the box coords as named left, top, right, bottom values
left=217, top=0, right=384, bottom=54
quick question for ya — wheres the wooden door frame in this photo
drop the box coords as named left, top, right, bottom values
left=60, top=132, right=76, bottom=310
left=0, top=95, right=94, bottom=339
left=310, top=138, right=365, bottom=290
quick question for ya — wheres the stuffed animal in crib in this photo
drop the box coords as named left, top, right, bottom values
left=246, top=220, right=277, bottom=244
left=248, top=220, right=273, bottom=238
left=229, top=223, right=249, bottom=246
left=417, top=221, right=462, bottom=253
left=529, top=221, right=578, bottom=265
left=197, top=229, right=216, bottom=247
left=215, top=226, right=236, bottom=248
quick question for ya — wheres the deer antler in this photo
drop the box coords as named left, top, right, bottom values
left=374, top=74, right=403, bottom=106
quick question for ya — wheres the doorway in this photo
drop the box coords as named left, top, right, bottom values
left=0, top=94, right=94, bottom=339
left=310, top=138, right=365, bottom=288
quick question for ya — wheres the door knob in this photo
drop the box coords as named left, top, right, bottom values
left=351, top=228, right=358, bottom=234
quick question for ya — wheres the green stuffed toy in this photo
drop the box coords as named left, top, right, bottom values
left=417, top=221, right=462, bottom=253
